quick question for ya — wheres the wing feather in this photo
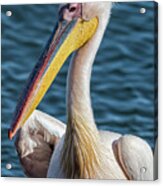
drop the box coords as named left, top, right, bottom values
left=15, top=110, right=66, bottom=177
left=113, top=135, right=153, bottom=180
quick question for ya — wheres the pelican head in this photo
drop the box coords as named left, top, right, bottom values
left=9, top=2, right=112, bottom=140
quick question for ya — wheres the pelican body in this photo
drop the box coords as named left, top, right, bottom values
left=9, top=2, right=153, bottom=180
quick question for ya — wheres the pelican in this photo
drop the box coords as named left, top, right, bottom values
left=9, top=2, right=153, bottom=180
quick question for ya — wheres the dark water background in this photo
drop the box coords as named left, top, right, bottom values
left=1, top=1, right=157, bottom=177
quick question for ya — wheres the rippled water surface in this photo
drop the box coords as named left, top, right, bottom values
left=1, top=2, right=157, bottom=177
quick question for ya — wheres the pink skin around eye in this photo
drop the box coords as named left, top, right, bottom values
left=63, top=3, right=81, bottom=22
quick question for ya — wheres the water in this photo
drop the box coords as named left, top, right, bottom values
left=1, top=2, right=157, bottom=177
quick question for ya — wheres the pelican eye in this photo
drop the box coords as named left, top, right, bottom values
left=69, top=7, right=76, bottom=12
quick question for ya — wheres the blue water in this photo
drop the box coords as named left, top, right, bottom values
left=1, top=2, right=157, bottom=177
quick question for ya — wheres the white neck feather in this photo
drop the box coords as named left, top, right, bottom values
left=62, top=6, right=112, bottom=178
left=67, top=12, right=111, bottom=125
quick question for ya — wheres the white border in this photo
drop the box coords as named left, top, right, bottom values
left=0, top=0, right=162, bottom=186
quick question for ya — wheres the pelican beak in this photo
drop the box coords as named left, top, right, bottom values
left=9, top=15, right=98, bottom=140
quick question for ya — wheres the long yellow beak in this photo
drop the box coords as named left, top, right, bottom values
left=9, top=17, right=98, bottom=140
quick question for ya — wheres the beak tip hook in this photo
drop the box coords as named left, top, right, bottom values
left=8, top=130, right=13, bottom=140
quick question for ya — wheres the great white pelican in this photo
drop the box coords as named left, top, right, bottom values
left=9, top=2, right=153, bottom=180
